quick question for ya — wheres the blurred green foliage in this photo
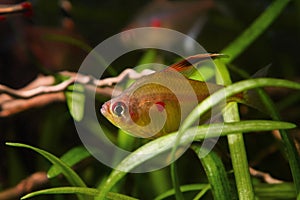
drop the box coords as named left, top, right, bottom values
left=0, top=0, right=300, bottom=199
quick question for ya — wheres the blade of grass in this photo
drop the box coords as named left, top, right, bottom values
left=65, top=83, right=85, bottom=121
left=98, top=77, right=300, bottom=200
left=21, top=187, right=138, bottom=200
left=215, top=1, right=293, bottom=194
left=220, top=0, right=292, bottom=63
left=170, top=162, right=184, bottom=200
left=96, top=119, right=296, bottom=199
left=193, top=184, right=211, bottom=200
left=149, top=169, right=170, bottom=195
left=256, top=89, right=300, bottom=194
left=228, top=64, right=300, bottom=194
left=191, top=144, right=234, bottom=200
left=6, top=143, right=87, bottom=200
left=254, top=183, right=296, bottom=199
left=171, top=77, right=300, bottom=200
left=48, top=146, right=91, bottom=178
left=223, top=103, right=252, bottom=200
left=154, top=184, right=209, bottom=200
left=176, top=78, right=300, bottom=140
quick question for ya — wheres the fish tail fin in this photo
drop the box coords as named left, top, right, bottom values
left=241, top=64, right=271, bottom=114
left=241, top=89, right=269, bottom=114
left=251, top=64, right=271, bottom=78
left=228, top=65, right=271, bottom=114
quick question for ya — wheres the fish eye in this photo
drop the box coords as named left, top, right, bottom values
left=112, top=102, right=127, bottom=117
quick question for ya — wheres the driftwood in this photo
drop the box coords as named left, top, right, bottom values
left=0, top=172, right=48, bottom=200
left=0, top=69, right=154, bottom=117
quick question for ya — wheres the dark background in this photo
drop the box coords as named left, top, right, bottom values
left=0, top=0, right=299, bottom=199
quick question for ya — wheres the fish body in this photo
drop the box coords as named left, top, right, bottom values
left=121, top=0, right=215, bottom=52
left=0, top=2, right=32, bottom=19
left=126, top=0, right=214, bottom=33
left=101, top=54, right=245, bottom=138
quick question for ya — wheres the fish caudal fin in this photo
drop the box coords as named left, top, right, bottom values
left=241, top=89, right=270, bottom=114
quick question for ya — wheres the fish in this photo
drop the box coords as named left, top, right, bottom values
left=121, top=0, right=215, bottom=52
left=0, top=1, right=32, bottom=20
left=101, top=54, right=253, bottom=138
left=125, top=0, right=214, bottom=32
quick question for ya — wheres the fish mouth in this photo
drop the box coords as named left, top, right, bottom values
left=100, top=102, right=110, bottom=116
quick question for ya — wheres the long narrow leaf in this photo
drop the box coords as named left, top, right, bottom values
left=48, top=146, right=91, bottom=178
left=172, top=77, right=300, bottom=199
left=228, top=65, right=300, bottom=193
left=221, top=0, right=292, bottom=63
left=96, top=120, right=295, bottom=199
left=216, top=1, right=292, bottom=195
left=154, top=184, right=209, bottom=200
left=5, top=143, right=86, bottom=187
left=170, top=162, right=184, bottom=200
left=21, top=187, right=138, bottom=200
left=180, top=78, right=300, bottom=132
left=65, top=83, right=85, bottom=121
left=254, top=183, right=296, bottom=199
left=191, top=144, right=234, bottom=200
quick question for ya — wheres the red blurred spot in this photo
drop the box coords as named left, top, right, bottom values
left=155, top=102, right=165, bottom=112
left=0, top=16, right=6, bottom=21
left=150, top=18, right=161, bottom=27
left=21, top=2, right=33, bottom=18
left=129, top=110, right=138, bottom=122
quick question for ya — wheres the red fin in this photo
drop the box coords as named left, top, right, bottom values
left=165, top=53, right=226, bottom=75
left=0, top=16, right=6, bottom=21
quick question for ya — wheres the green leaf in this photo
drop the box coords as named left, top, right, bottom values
left=21, top=187, right=138, bottom=200
left=5, top=143, right=86, bottom=188
left=172, top=77, right=300, bottom=199
left=170, top=162, right=184, bottom=200
left=65, top=83, right=85, bottom=121
left=48, top=146, right=91, bottom=178
left=179, top=78, right=300, bottom=136
left=154, top=184, right=209, bottom=200
left=254, top=183, right=296, bottom=199
left=96, top=120, right=296, bottom=199
left=215, top=0, right=292, bottom=196
left=224, top=64, right=300, bottom=193
left=191, top=144, right=234, bottom=200
left=221, top=0, right=292, bottom=63
left=137, top=49, right=157, bottom=66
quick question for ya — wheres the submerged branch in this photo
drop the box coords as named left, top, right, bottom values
left=0, top=69, right=153, bottom=117
left=0, top=172, right=48, bottom=200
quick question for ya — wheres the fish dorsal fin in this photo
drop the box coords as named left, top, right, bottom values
left=164, top=53, right=226, bottom=77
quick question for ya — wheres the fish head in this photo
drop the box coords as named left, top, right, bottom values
left=101, top=83, right=178, bottom=138
left=101, top=95, right=133, bottom=130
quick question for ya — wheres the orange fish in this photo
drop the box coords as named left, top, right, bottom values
left=101, top=54, right=250, bottom=138
left=121, top=0, right=215, bottom=52
left=125, top=0, right=214, bottom=32
left=0, top=1, right=32, bottom=20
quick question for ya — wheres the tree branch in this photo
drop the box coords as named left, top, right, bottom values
left=0, top=69, right=153, bottom=117
left=0, top=172, right=48, bottom=200
left=249, top=167, right=283, bottom=184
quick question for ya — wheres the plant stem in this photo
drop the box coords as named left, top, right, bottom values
left=191, top=144, right=234, bottom=200
left=221, top=0, right=292, bottom=64
left=215, top=59, right=255, bottom=199
left=214, top=0, right=292, bottom=198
